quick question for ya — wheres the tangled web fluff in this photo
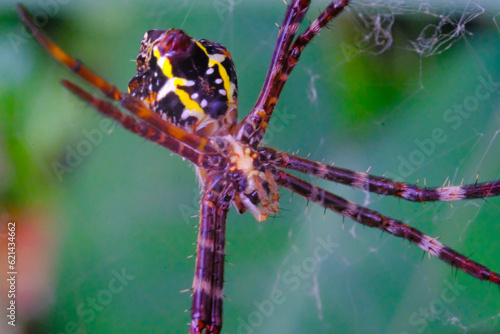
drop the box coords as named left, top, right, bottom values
left=347, top=0, right=485, bottom=56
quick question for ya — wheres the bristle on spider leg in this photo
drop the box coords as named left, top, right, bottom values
left=421, top=251, right=427, bottom=263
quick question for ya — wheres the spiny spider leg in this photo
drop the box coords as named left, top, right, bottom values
left=17, top=4, right=217, bottom=157
left=277, top=170, right=500, bottom=285
left=236, top=0, right=310, bottom=144
left=209, top=206, right=226, bottom=334
left=238, top=0, right=350, bottom=146
left=62, top=80, right=223, bottom=169
left=266, top=0, right=351, bottom=124
left=17, top=4, right=120, bottom=99
left=265, top=148, right=500, bottom=202
left=191, top=179, right=229, bottom=334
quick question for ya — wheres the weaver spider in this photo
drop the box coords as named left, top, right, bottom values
left=17, top=1, right=500, bottom=333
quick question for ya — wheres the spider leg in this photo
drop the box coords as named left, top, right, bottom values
left=264, top=147, right=500, bottom=202
left=236, top=0, right=350, bottom=146
left=62, top=80, right=224, bottom=169
left=235, top=0, right=311, bottom=144
left=17, top=5, right=217, bottom=157
left=191, top=177, right=229, bottom=334
left=277, top=170, right=500, bottom=285
left=17, top=4, right=120, bottom=100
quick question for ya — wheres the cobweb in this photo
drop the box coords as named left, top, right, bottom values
left=344, top=0, right=485, bottom=57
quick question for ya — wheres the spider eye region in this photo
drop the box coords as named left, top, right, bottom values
left=128, top=29, right=238, bottom=137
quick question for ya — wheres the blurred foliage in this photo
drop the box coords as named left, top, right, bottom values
left=1, top=1, right=499, bottom=333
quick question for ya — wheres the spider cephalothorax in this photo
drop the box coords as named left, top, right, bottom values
left=223, top=135, right=280, bottom=221
left=128, top=28, right=238, bottom=137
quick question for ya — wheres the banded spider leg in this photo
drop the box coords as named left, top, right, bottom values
left=273, top=170, right=500, bottom=284
left=191, top=175, right=231, bottom=334
left=256, top=146, right=500, bottom=284
left=269, top=148, right=500, bottom=201
left=237, top=0, right=351, bottom=146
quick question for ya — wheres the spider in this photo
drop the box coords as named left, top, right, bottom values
left=18, top=1, right=500, bottom=333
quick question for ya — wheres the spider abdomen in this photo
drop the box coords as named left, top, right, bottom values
left=128, top=29, right=238, bottom=137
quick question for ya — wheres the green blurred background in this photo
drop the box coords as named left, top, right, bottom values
left=1, top=0, right=499, bottom=333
